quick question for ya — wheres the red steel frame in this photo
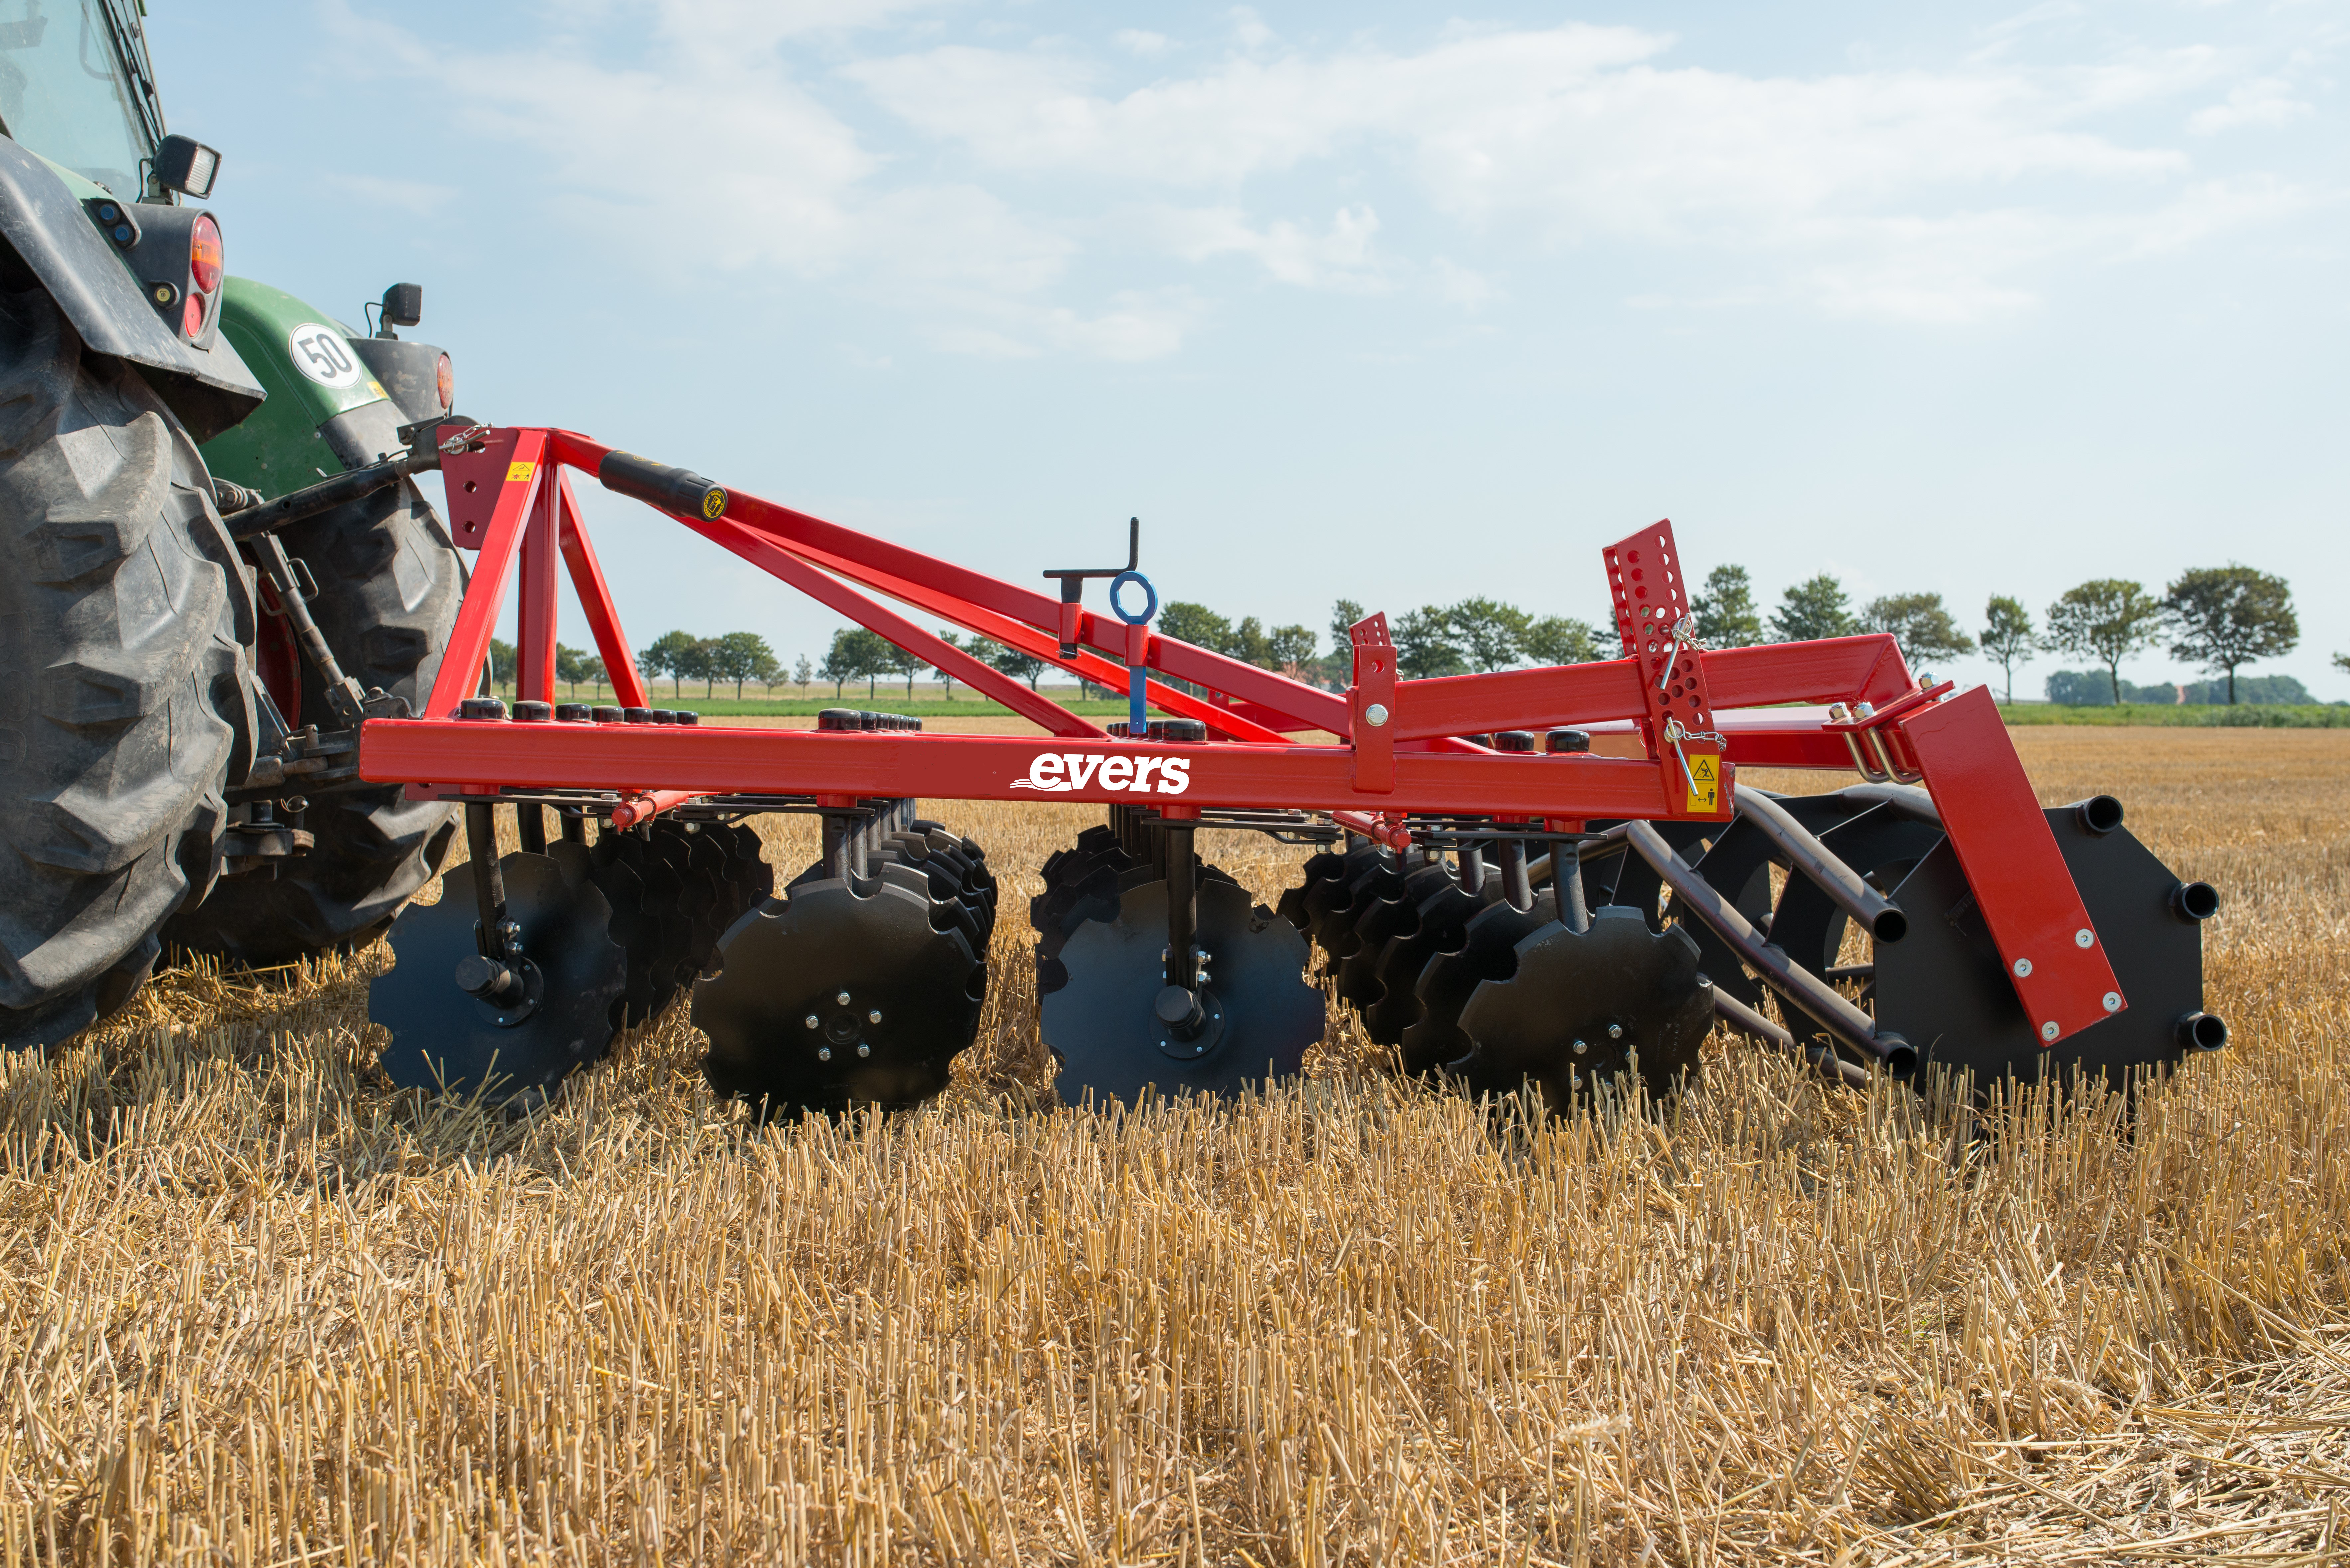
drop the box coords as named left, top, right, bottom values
left=361, top=426, right=2123, bottom=1047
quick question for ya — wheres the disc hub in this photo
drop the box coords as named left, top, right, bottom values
left=1154, top=984, right=1226, bottom=1059
left=456, top=951, right=547, bottom=1028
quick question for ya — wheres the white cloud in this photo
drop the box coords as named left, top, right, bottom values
left=331, top=0, right=1117, bottom=356
left=332, top=3, right=2326, bottom=347
left=2187, top=77, right=2315, bottom=134
left=926, top=289, right=1205, bottom=360
left=1141, top=204, right=1386, bottom=290
left=1430, top=257, right=1499, bottom=310
left=847, top=25, right=2299, bottom=323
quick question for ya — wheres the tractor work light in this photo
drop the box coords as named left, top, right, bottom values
left=380, top=282, right=423, bottom=331
left=188, top=215, right=223, bottom=292
left=152, top=135, right=220, bottom=199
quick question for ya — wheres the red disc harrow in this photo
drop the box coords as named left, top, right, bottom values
left=360, top=425, right=2223, bottom=1111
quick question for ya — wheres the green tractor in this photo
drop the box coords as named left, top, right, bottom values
left=1, top=1, right=465, bottom=1045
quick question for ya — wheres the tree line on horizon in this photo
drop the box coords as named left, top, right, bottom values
left=1681, top=564, right=2302, bottom=706
left=486, top=561, right=2313, bottom=709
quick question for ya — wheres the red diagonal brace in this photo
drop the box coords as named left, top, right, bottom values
left=687, top=515, right=1107, bottom=739
left=556, top=471, right=648, bottom=709
left=1900, top=687, right=2123, bottom=1046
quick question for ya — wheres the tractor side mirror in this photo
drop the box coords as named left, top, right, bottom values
left=151, top=135, right=221, bottom=199
left=376, top=282, right=423, bottom=337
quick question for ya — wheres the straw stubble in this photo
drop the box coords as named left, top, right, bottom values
left=2, top=727, right=2345, bottom=1564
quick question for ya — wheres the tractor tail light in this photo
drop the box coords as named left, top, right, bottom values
left=182, top=292, right=205, bottom=337
left=436, top=352, right=454, bottom=411
left=188, top=214, right=223, bottom=293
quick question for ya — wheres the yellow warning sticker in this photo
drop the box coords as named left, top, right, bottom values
left=506, top=461, right=537, bottom=483
left=1686, top=752, right=1720, bottom=814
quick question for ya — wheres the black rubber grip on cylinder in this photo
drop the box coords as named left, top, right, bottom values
left=598, top=450, right=728, bottom=521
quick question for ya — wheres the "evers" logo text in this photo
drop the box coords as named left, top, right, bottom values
left=1011, top=753, right=1192, bottom=795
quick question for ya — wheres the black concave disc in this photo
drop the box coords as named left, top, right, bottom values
left=1276, top=847, right=1350, bottom=933
left=591, top=828, right=692, bottom=1015
left=546, top=839, right=663, bottom=1027
left=1873, top=808, right=2209, bottom=1089
left=1029, top=842, right=1135, bottom=944
left=883, top=832, right=991, bottom=943
left=1400, top=889, right=1556, bottom=1076
left=1323, top=849, right=1425, bottom=966
left=1045, top=877, right=1324, bottom=1106
left=1033, top=859, right=1129, bottom=966
left=1117, top=858, right=1238, bottom=899
left=1040, top=825, right=1126, bottom=892
left=715, top=823, right=776, bottom=916
left=1335, top=859, right=1455, bottom=1007
left=897, top=828, right=990, bottom=933
left=1361, top=872, right=1506, bottom=1046
left=641, top=824, right=722, bottom=986
left=1304, top=843, right=1395, bottom=957
left=653, top=821, right=737, bottom=978
left=937, top=828, right=998, bottom=921
left=867, top=847, right=986, bottom=953
left=371, top=851, right=627, bottom=1099
left=694, top=874, right=986, bottom=1118
left=1454, top=906, right=1716, bottom=1106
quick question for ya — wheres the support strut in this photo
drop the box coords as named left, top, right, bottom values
left=1157, top=820, right=1207, bottom=1037
left=466, top=801, right=507, bottom=958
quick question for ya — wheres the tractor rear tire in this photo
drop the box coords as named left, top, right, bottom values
left=164, top=475, right=463, bottom=966
left=0, top=289, right=256, bottom=1048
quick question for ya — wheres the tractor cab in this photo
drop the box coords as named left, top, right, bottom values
left=0, top=0, right=169, bottom=200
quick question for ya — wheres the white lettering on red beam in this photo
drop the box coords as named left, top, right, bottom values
left=1010, top=753, right=1192, bottom=795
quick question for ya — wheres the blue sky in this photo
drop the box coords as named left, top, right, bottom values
left=153, top=1, right=2345, bottom=699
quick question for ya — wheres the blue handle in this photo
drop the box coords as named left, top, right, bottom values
left=1108, top=570, right=1158, bottom=731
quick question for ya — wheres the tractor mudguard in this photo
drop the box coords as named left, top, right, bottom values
left=200, top=278, right=449, bottom=484
left=0, top=135, right=263, bottom=442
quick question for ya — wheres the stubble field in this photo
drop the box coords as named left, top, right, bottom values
left=3, top=727, right=2346, bottom=1565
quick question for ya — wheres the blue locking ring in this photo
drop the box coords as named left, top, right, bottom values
left=1108, top=569, right=1158, bottom=626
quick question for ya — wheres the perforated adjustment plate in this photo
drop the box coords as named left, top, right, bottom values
left=1602, top=521, right=1728, bottom=820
